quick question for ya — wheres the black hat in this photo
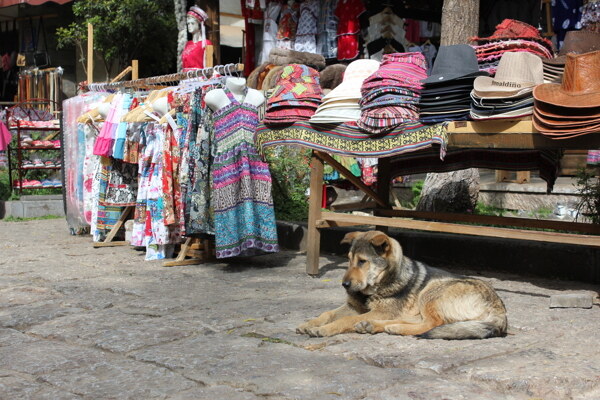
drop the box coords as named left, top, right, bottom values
left=422, top=44, right=488, bottom=85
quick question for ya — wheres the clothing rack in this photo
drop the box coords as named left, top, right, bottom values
left=83, top=63, right=244, bottom=92
left=86, top=66, right=239, bottom=264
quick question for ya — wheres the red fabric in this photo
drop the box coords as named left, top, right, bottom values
left=241, top=0, right=257, bottom=76
left=0, top=121, right=11, bottom=151
left=471, top=19, right=554, bottom=52
left=335, top=0, right=365, bottom=34
left=182, top=40, right=212, bottom=70
left=337, top=34, right=360, bottom=60
left=404, top=19, right=421, bottom=44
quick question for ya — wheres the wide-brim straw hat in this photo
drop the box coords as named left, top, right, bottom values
left=322, top=59, right=380, bottom=101
left=533, top=50, right=600, bottom=108
left=473, top=52, right=543, bottom=98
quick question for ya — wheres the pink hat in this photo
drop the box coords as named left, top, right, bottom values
left=187, top=6, right=208, bottom=23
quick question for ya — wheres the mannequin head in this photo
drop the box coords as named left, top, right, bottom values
left=186, top=16, right=200, bottom=34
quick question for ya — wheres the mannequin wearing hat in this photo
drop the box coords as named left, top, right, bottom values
left=182, top=5, right=212, bottom=70
left=205, top=77, right=265, bottom=112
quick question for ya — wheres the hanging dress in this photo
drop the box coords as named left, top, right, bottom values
left=211, top=87, right=279, bottom=258
left=260, top=0, right=282, bottom=64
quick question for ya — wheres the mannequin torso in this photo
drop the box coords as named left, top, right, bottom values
left=182, top=15, right=212, bottom=70
left=205, top=77, right=265, bottom=112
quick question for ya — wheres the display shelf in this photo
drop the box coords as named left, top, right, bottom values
left=20, top=166, right=62, bottom=170
left=9, top=126, right=60, bottom=131
left=6, top=100, right=62, bottom=195
left=17, top=147, right=61, bottom=150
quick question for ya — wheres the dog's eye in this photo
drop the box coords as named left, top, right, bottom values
left=357, top=259, right=367, bottom=266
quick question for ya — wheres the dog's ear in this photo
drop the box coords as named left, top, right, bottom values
left=370, top=232, right=391, bottom=257
left=340, top=231, right=361, bottom=245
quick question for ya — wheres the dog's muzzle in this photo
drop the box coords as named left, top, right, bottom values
left=342, top=281, right=351, bottom=289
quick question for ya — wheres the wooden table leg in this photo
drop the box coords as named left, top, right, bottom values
left=306, top=151, right=324, bottom=275
left=375, top=157, right=391, bottom=233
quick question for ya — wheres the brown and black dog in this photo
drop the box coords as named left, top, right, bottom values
left=297, top=231, right=508, bottom=340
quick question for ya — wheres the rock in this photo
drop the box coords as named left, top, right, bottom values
left=549, top=293, right=594, bottom=309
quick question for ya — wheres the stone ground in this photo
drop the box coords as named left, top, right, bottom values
left=0, top=219, right=599, bottom=400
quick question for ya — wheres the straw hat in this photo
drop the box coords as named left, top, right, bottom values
left=473, top=52, right=544, bottom=98
left=322, top=59, right=380, bottom=101
left=533, top=50, right=600, bottom=108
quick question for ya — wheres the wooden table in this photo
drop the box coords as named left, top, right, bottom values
left=305, top=120, right=600, bottom=275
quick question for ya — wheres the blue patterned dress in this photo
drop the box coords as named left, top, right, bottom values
left=211, top=87, right=279, bottom=258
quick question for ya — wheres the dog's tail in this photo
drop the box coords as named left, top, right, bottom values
left=417, top=320, right=506, bottom=340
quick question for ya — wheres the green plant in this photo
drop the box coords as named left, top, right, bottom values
left=56, top=0, right=178, bottom=78
left=2, top=215, right=62, bottom=222
left=475, top=203, right=507, bottom=217
left=0, top=170, right=11, bottom=201
left=265, top=147, right=311, bottom=222
left=528, top=207, right=553, bottom=219
left=574, top=167, right=600, bottom=224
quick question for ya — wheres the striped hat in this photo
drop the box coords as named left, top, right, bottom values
left=187, top=6, right=208, bottom=23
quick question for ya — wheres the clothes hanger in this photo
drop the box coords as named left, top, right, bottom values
left=76, top=93, right=115, bottom=123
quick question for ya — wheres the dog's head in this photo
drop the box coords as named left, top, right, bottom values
left=340, top=231, right=402, bottom=295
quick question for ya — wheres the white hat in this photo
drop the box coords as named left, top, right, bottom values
left=310, top=108, right=362, bottom=123
left=322, top=59, right=380, bottom=101
left=473, top=52, right=543, bottom=99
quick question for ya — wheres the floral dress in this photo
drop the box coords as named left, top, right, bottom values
left=276, top=2, right=299, bottom=50
left=260, top=0, right=282, bottom=63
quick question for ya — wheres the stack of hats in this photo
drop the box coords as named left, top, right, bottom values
left=542, top=30, right=600, bottom=83
left=471, top=19, right=554, bottom=76
left=310, top=59, right=380, bottom=124
left=357, top=52, right=427, bottom=134
left=470, top=52, right=544, bottom=120
left=419, top=45, right=489, bottom=124
left=263, top=64, right=323, bottom=125
left=533, top=50, right=600, bottom=139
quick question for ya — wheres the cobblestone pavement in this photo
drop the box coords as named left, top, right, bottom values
left=1, top=219, right=599, bottom=400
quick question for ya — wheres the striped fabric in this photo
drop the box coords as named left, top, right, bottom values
left=255, top=121, right=448, bottom=159
left=358, top=53, right=427, bottom=134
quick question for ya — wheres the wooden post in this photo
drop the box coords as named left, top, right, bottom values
left=306, top=151, right=324, bottom=275
left=205, top=45, right=214, bottom=68
left=375, top=157, right=391, bottom=233
left=131, top=60, right=139, bottom=80
left=199, top=0, right=220, bottom=65
left=87, top=23, right=93, bottom=84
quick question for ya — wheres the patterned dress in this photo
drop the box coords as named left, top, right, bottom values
left=211, top=87, right=279, bottom=258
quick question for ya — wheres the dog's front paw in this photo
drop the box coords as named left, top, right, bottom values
left=306, top=326, right=336, bottom=337
left=296, top=321, right=317, bottom=334
left=354, top=321, right=375, bottom=334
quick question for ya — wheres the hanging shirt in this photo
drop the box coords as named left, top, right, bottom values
left=335, top=0, right=366, bottom=60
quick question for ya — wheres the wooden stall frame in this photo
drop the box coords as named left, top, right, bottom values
left=305, top=120, right=600, bottom=275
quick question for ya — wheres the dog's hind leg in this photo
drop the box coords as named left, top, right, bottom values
left=355, top=315, right=425, bottom=334
left=383, top=306, right=444, bottom=336
left=383, top=320, right=440, bottom=336
left=296, top=303, right=360, bottom=334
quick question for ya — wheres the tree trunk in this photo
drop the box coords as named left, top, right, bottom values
left=417, top=0, right=481, bottom=213
left=440, top=0, right=479, bottom=46
left=174, top=0, right=187, bottom=72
